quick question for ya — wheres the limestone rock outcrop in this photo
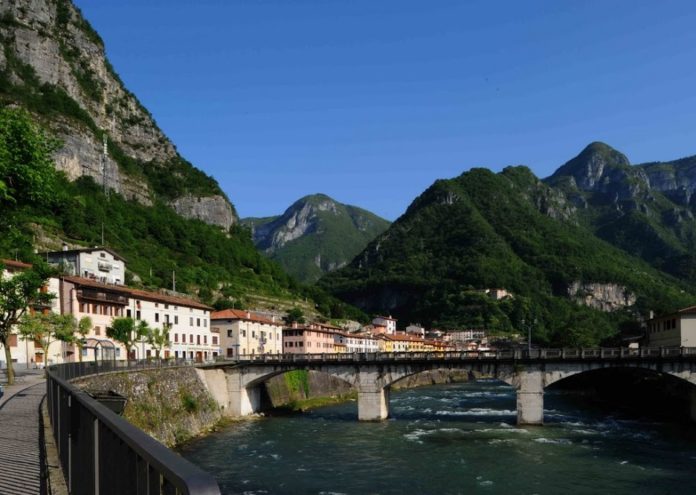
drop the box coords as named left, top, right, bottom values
left=0, top=0, right=237, bottom=227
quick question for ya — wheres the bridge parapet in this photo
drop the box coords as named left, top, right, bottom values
left=201, top=348, right=696, bottom=425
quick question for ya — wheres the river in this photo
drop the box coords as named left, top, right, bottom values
left=180, top=380, right=696, bottom=495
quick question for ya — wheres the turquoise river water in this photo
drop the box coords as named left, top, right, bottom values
left=180, top=380, right=696, bottom=495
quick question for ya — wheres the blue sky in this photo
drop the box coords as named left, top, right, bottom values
left=74, top=0, right=696, bottom=221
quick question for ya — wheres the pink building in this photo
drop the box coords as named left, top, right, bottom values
left=283, top=322, right=336, bottom=354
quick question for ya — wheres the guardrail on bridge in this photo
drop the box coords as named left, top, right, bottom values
left=220, top=346, right=696, bottom=364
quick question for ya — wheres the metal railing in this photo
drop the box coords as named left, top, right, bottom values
left=46, top=361, right=221, bottom=495
left=215, top=347, right=696, bottom=365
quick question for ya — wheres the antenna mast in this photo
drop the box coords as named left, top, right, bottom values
left=102, top=133, right=108, bottom=196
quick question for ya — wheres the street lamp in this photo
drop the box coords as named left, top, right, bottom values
left=522, top=318, right=537, bottom=355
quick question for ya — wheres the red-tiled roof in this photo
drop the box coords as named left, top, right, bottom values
left=211, top=309, right=281, bottom=325
left=61, top=276, right=212, bottom=310
left=1, top=259, right=32, bottom=270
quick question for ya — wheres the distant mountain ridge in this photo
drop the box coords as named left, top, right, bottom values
left=243, top=194, right=390, bottom=283
left=319, top=143, right=696, bottom=346
left=546, top=142, right=696, bottom=283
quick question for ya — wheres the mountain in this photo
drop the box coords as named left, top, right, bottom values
left=319, top=158, right=696, bottom=346
left=0, top=0, right=235, bottom=228
left=0, top=1, right=365, bottom=321
left=243, top=194, right=391, bottom=283
left=547, top=142, right=696, bottom=284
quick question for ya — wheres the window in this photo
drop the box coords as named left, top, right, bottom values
left=155, top=303, right=159, bottom=308
left=204, top=320, right=207, bottom=327
left=204, top=336, right=207, bottom=344
left=155, top=313, right=160, bottom=323
left=165, top=314, right=170, bottom=324
left=242, top=329, right=246, bottom=337
left=174, top=333, right=179, bottom=343
left=165, top=304, right=169, bottom=309
left=127, top=309, right=132, bottom=318
left=174, top=315, right=179, bottom=325
left=95, top=326, right=101, bottom=336
left=197, top=335, right=201, bottom=345
left=190, top=334, right=194, bottom=343
left=196, top=318, right=200, bottom=327
left=190, top=317, right=193, bottom=326
left=79, top=302, right=86, bottom=313
left=252, top=331, right=256, bottom=339
left=212, top=336, right=218, bottom=345
left=227, top=330, right=233, bottom=337
left=136, top=310, right=141, bottom=320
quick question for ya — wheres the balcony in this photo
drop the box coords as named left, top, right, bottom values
left=78, top=288, right=128, bottom=305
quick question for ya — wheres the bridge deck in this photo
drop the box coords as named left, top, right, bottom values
left=0, top=383, right=46, bottom=495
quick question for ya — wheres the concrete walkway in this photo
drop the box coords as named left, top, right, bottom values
left=0, top=371, right=47, bottom=495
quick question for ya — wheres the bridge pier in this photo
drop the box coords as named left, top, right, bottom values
left=357, top=388, right=390, bottom=421
left=227, top=373, right=262, bottom=416
left=515, top=368, right=544, bottom=425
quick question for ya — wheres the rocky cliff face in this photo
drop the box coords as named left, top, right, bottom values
left=567, top=282, right=637, bottom=312
left=243, top=194, right=390, bottom=283
left=0, top=0, right=236, bottom=229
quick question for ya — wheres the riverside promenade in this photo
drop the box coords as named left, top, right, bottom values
left=0, top=370, right=47, bottom=495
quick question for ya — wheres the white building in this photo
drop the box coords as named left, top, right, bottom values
left=646, top=306, right=696, bottom=347
left=334, top=332, right=379, bottom=353
left=372, top=315, right=397, bottom=335
left=43, top=246, right=126, bottom=285
left=211, top=309, right=283, bottom=358
left=58, top=276, right=217, bottom=362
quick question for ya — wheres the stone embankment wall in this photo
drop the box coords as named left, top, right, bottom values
left=74, top=367, right=221, bottom=447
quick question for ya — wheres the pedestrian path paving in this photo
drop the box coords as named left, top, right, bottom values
left=0, top=382, right=46, bottom=495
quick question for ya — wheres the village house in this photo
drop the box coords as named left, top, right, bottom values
left=283, top=322, right=336, bottom=354
left=405, top=323, right=425, bottom=338
left=334, top=331, right=379, bottom=353
left=372, top=315, right=397, bottom=335
left=211, top=309, right=283, bottom=358
left=59, top=276, right=217, bottom=362
left=646, top=306, right=696, bottom=347
left=42, top=246, right=126, bottom=285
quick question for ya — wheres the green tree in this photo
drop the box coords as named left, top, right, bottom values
left=106, top=317, right=149, bottom=360
left=69, top=315, right=93, bottom=362
left=0, top=106, right=58, bottom=225
left=0, top=262, right=53, bottom=384
left=18, top=312, right=74, bottom=366
left=146, top=323, right=171, bottom=360
left=283, top=307, right=305, bottom=325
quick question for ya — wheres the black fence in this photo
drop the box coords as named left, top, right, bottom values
left=46, top=360, right=221, bottom=495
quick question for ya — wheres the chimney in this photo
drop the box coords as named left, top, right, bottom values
left=246, top=311, right=251, bottom=319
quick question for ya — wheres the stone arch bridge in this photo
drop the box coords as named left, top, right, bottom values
left=197, top=348, right=696, bottom=425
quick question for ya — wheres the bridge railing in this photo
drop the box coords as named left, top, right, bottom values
left=46, top=361, right=221, bottom=495
left=226, top=347, right=696, bottom=364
